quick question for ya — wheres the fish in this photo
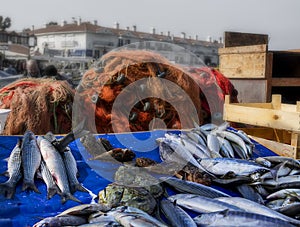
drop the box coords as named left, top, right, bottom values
left=40, top=160, right=61, bottom=199
left=193, top=210, right=296, bottom=227
left=236, top=184, right=265, bottom=205
left=88, top=211, right=120, bottom=226
left=215, top=130, right=249, bottom=158
left=157, top=138, right=201, bottom=170
left=0, top=139, right=23, bottom=198
left=39, top=137, right=81, bottom=204
left=21, top=130, right=41, bottom=193
left=167, top=194, right=242, bottom=214
left=216, top=197, right=300, bottom=225
left=33, top=215, right=87, bottom=227
left=262, top=156, right=300, bottom=169
left=62, top=147, right=88, bottom=194
left=58, top=203, right=112, bottom=216
left=107, top=206, right=167, bottom=227
left=160, top=176, right=230, bottom=198
left=267, top=188, right=300, bottom=200
left=160, top=199, right=197, bottom=227
left=198, top=158, right=270, bottom=176
left=217, top=136, right=235, bottom=158
left=207, top=133, right=221, bottom=154
left=274, top=202, right=300, bottom=217
left=259, top=175, right=300, bottom=189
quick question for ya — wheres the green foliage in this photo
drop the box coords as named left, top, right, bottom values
left=0, top=16, right=12, bottom=31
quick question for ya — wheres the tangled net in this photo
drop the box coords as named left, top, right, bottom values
left=75, top=50, right=203, bottom=133
left=0, top=78, right=74, bottom=135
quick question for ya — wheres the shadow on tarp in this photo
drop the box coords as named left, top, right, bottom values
left=0, top=130, right=277, bottom=227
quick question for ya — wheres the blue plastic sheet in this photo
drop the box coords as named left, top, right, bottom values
left=0, top=130, right=277, bottom=227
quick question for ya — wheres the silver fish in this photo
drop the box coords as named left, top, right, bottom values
left=39, top=137, right=81, bottom=204
left=21, top=130, right=41, bottom=193
left=167, top=194, right=242, bottom=213
left=260, top=175, right=300, bottom=189
left=267, top=188, right=300, bottom=200
left=157, top=137, right=203, bottom=170
left=40, top=160, right=61, bottom=199
left=62, top=147, right=88, bottom=194
left=0, top=139, right=22, bottom=198
left=217, top=136, right=235, bottom=158
left=262, top=156, right=300, bottom=169
left=193, top=210, right=296, bottom=227
left=216, top=197, right=300, bottom=225
left=199, top=158, right=269, bottom=176
left=107, top=206, right=167, bottom=227
left=33, top=215, right=87, bottom=227
left=160, top=176, right=230, bottom=198
left=160, top=199, right=197, bottom=227
left=207, top=133, right=221, bottom=154
left=88, top=211, right=121, bottom=226
left=236, top=184, right=265, bottom=205
left=58, top=203, right=111, bottom=217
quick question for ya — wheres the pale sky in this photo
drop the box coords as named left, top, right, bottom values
left=1, top=0, right=299, bottom=50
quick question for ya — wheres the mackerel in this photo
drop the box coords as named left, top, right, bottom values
left=216, top=197, right=300, bottom=225
left=168, top=194, right=242, bottom=213
left=107, top=206, right=167, bottom=227
left=40, top=160, right=61, bottom=199
left=39, top=137, right=81, bottom=204
left=160, top=199, right=197, bottom=227
left=160, top=176, right=230, bottom=198
left=193, top=210, right=296, bottom=227
left=199, top=158, right=269, bottom=176
left=21, top=130, right=41, bottom=193
left=0, top=139, right=22, bottom=198
left=62, top=147, right=88, bottom=194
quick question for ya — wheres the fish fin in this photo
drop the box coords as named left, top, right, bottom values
left=70, top=183, right=88, bottom=194
left=47, top=185, right=61, bottom=199
left=61, top=193, right=82, bottom=204
left=0, top=183, right=16, bottom=199
left=22, top=182, right=41, bottom=193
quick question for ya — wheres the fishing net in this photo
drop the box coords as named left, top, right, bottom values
left=74, top=49, right=203, bottom=133
left=0, top=78, right=74, bottom=135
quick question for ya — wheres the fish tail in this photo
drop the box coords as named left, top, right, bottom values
left=47, top=185, right=61, bottom=199
left=60, top=193, right=82, bottom=204
left=0, top=182, right=16, bottom=199
left=22, top=181, right=40, bottom=193
left=70, top=183, right=88, bottom=194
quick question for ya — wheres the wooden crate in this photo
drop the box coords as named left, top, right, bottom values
left=219, top=31, right=300, bottom=103
left=224, top=94, right=300, bottom=158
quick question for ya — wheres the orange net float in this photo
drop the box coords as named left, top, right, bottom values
left=75, top=50, right=203, bottom=134
left=0, top=78, right=74, bottom=135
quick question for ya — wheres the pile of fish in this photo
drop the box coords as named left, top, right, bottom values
left=33, top=176, right=300, bottom=226
left=0, top=130, right=87, bottom=203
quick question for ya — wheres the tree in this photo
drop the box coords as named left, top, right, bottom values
left=0, top=16, right=12, bottom=31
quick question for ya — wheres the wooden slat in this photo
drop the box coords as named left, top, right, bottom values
left=224, top=31, right=269, bottom=48
left=271, top=78, right=300, bottom=87
left=218, top=44, right=267, bottom=55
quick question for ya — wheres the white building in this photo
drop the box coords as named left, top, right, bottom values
left=33, top=20, right=222, bottom=66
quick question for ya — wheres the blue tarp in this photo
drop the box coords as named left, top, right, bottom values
left=0, top=130, right=276, bottom=227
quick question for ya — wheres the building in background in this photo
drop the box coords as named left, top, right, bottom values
left=32, top=19, right=222, bottom=66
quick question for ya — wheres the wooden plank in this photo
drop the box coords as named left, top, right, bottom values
left=223, top=103, right=300, bottom=132
left=218, top=44, right=267, bottom=55
left=271, top=78, right=300, bottom=87
left=251, top=136, right=296, bottom=158
left=229, top=79, right=268, bottom=102
left=224, top=31, right=269, bottom=48
left=219, top=53, right=267, bottom=79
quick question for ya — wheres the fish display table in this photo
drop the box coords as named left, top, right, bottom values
left=0, top=130, right=277, bottom=226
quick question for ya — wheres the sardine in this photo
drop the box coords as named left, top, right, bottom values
left=160, top=176, right=230, bottom=198
left=39, top=137, right=81, bottom=204
left=167, top=194, right=242, bottom=213
left=21, top=130, right=41, bottom=193
left=193, top=210, right=296, bottom=227
left=40, top=160, right=61, bottom=199
left=0, top=139, right=22, bottom=198
left=160, top=199, right=197, bottom=227
left=107, top=206, right=167, bottom=227
left=216, top=197, right=300, bottom=225
left=62, top=147, right=88, bottom=193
